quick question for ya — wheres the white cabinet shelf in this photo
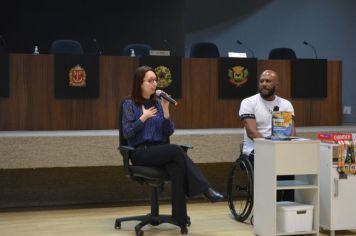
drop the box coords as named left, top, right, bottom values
left=276, top=230, right=319, bottom=235
left=277, top=185, right=318, bottom=190
left=254, top=139, right=320, bottom=236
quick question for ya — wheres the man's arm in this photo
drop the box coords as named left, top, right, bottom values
left=241, top=118, right=264, bottom=140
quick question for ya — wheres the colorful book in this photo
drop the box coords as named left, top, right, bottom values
left=271, top=111, right=293, bottom=140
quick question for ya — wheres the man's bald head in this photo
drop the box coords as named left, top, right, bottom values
left=260, top=70, right=279, bottom=83
left=258, top=70, right=279, bottom=100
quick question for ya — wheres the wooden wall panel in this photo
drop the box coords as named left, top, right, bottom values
left=0, top=55, right=341, bottom=130
left=309, top=60, right=342, bottom=125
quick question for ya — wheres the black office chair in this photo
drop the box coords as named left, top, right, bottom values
left=122, top=43, right=152, bottom=56
left=115, top=98, right=191, bottom=236
left=268, top=48, right=296, bottom=59
left=50, top=40, right=84, bottom=54
left=189, top=42, right=220, bottom=58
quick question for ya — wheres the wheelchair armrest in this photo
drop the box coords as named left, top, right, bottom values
left=179, top=144, right=193, bottom=152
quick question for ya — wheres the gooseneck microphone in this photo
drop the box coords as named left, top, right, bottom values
left=236, top=40, right=255, bottom=58
left=303, top=41, right=317, bottom=59
left=271, top=106, right=280, bottom=137
left=156, top=90, right=178, bottom=106
left=163, top=39, right=176, bottom=56
left=92, top=38, right=102, bottom=55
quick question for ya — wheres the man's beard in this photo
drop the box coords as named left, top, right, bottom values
left=259, top=87, right=276, bottom=99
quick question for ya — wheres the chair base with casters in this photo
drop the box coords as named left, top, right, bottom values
left=114, top=181, right=190, bottom=236
left=114, top=144, right=192, bottom=236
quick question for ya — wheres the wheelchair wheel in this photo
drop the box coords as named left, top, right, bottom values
left=227, top=155, right=254, bottom=222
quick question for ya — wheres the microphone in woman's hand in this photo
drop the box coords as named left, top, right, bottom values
left=156, top=90, right=178, bottom=106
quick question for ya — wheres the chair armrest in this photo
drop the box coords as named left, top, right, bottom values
left=180, top=144, right=193, bottom=152
left=118, top=146, right=135, bottom=175
left=118, top=145, right=135, bottom=152
left=119, top=144, right=191, bottom=152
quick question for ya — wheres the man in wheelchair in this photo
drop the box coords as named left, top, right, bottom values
left=239, top=69, right=296, bottom=201
left=228, top=70, right=297, bottom=223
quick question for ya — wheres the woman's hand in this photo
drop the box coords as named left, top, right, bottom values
left=160, top=93, right=170, bottom=119
left=140, top=106, right=157, bottom=122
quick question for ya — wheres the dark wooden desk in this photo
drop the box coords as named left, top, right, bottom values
left=0, top=54, right=341, bottom=130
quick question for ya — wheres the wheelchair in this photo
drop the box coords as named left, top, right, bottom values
left=227, top=144, right=254, bottom=224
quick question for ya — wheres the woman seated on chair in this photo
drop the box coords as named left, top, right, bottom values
left=121, top=65, right=223, bottom=227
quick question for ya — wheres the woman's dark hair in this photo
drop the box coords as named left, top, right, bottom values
left=131, top=65, right=157, bottom=105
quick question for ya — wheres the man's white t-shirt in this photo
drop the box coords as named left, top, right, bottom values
left=239, top=94, right=295, bottom=155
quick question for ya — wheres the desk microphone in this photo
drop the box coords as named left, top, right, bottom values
left=236, top=40, right=255, bottom=58
left=303, top=41, right=317, bottom=59
left=163, top=39, right=176, bottom=56
left=271, top=106, right=279, bottom=137
left=92, top=38, right=102, bottom=55
left=156, top=90, right=178, bottom=106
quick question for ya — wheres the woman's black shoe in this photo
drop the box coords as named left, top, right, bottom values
left=203, top=188, right=224, bottom=203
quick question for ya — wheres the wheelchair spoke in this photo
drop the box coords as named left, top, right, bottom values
left=227, top=156, right=254, bottom=223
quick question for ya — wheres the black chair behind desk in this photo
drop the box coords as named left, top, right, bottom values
left=50, top=40, right=84, bottom=54
left=115, top=99, right=191, bottom=236
left=189, top=42, right=220, bottom=58
left=268, top=47, right=296, bottom=59
left=122, top=43, right=152, bottom=56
